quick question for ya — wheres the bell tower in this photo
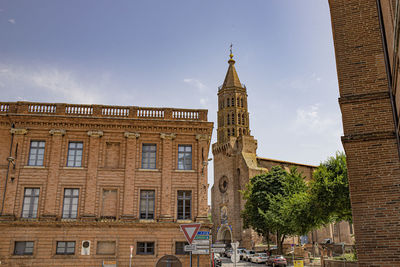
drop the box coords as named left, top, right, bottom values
left=217, top=50, right=250, bottom=144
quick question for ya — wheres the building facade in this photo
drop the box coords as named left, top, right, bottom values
left=328, top=1, right=400, bottom=266
left=0, top=101, right=213, bottom=267
left=211, top=54, right=353, bottom=250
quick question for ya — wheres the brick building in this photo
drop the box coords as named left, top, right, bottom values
left=328, top=0, right=400, bottom=266
left=0, top=101, right=213, bottom=266
left=211, top=53, right=354, bottom=250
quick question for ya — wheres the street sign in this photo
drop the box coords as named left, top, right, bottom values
left=197, top=231, right=210, bottom=235
left=192, top=240, right=209, bottom=246
left=180, top=223, right=201, bottom=244
left=212, top=243, right=226, bottom=248
left=194, top=235, right=209, bottom=240
left=192, top=249, right=209, bottom=254
left=184, top=244, right=197, bottom=251
left=211, top=248, right=225, bottom=253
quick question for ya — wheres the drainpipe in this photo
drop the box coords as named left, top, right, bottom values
left=0, top=124, right=15, bottom=215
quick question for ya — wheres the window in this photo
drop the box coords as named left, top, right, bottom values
left=227, top=98, right=230, bottom=107
left=22, top=188, right=40, bottom=218
left=177, top=191, right=191, bottom=220
left=177, top=145, right=192, bottom=170
left=227, top=114, right=230, bottom=125
left=62, top=189, right=79, bottom=219
left=56, top=241, right=75, bottom=255
left=238, top=114, right=241, bottom=125
left=242, top=114, right=245, bottom=125
left=66, top=142, right=83, bottom=167
left=231, top=98, right=234, bottom=106
left=232, top=128, right=235, bottom=136
left=142, top=144, right=156, bottom=169
left=140, top=190, right=155, bottom=219
left=227, top=129, right=230, bottom=137
left=137, top=242, right=154, bottom=255
left=241, top=98, right=243, bottom=107
left=97, top=241, right=116, bottom=255
left=28, top=141, right=45, bottom=166
left=231, top=113, right=234, bottom=124
left=14, top=241, right=34, bottom=255
left=175, top=242, right=189, bottom=255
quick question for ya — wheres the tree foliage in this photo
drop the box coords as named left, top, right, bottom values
left=309, top=151, right=351, bottom=223
left=241, top=152, right=351, bottom=253
left=241, top=166, right=309, bottom=253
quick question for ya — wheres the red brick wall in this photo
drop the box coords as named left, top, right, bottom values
left=329, top=1, right=400, bottom=266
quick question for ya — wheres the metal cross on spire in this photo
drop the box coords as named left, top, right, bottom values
left=229, top=43, right=234, bottom=59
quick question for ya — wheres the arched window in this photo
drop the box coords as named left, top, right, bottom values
left=238, top=114, right=241, bottom=125
left=227, top=129, right=230, bottom=137
left=227, top=114, right=230, bottom=125
left=241, top=98, right=243, bottom=107
left=231, top=113, right=234, bottom=124
left=232, top=128, right=235, bottom=136
left=227, top=98, right=230, bottom=107
left=237, top=97, right=239, bottom=106
left=231, top=98, right=234, bottom=106
left=242, top=114, right=245, bottom=125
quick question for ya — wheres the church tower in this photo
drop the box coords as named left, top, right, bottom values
left=217, top=51, right=250, bottom=144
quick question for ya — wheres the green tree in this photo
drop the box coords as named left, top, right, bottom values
left=241, top=166, right=310, bottom=254
left=309, top=152, right=351, bottom=224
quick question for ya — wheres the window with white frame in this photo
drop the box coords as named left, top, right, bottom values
left=62, top=189, right=79, bottom=219
left=141, top=144, right=156, bottom=169
left=67, top=142, right=83, bottom=167
left=177, top=145, right=192, bottom=170
left=140, top=190, right=155, bottom=219
left=28, top=141, right=45, bottom=166
left=21, top=188, right=40, bottom=218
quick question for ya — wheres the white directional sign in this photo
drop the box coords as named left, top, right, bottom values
left=192, top=249, right=209, bottom=255
left=192, top=240, right=209, bottom=246
left=184, top=244, right=197, bottom=252
left=211, top=248, right=225, bottom=253
left=212, top=243, right=226, bottom=248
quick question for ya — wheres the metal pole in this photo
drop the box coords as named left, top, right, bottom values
left=190, top=251, right=192, bottom=267
left=197, top=254, right=199, bottom=267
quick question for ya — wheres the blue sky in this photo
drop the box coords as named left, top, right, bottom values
left=0, top=1, right=343, bottom=200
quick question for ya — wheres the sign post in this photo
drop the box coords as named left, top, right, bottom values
left=231, top=242, right=239, bottom=266
left=129, top=245, right=133, bottom=267
left=180, top=223, right=201, bottom=267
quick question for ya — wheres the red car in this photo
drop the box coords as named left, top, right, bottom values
left=266, top=255, right=287, bottom=267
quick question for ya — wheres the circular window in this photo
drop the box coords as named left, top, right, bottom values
left=219, top=176, right=228, bottom=193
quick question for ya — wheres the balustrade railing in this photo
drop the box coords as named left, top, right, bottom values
left=0, top=102, right=208, bottom=121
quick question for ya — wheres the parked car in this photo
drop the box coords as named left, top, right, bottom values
left=266, top=255, right=287, bottom=267
left=250, top=253, right=269, bottom=263
left=237, top=248, right=245, bottom=260
left=225, top=249, right=233, bottom=258
left=214, top=253, right=222, bottom=267
left=243, top=250, right=255, bottom=261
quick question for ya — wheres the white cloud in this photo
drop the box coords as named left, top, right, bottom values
left=0, top=64, right=109, bottom=104
left=8, top=19, right=16, bottom=24
left=292, top=104, right=341, bottom=136
left=183, top=78, right=207, bottom=92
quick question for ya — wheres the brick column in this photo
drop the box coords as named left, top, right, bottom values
left=82, top=130, right=103, bottom=220
left=159, top=133, right=175, bottom=221
left=1, top=128, right=27, bottom=218
left=121, top=132, right=140, bottom=221
left=195, top=134, right=210, bottom=222
left=42, top=129, right=65, bottom=220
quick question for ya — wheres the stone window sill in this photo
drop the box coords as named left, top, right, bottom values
left=63, top=167, right=85, bottom=170
left=138, top=168, right=160, bottom=172
left=23, top=166, right=46, bottom=169
left=174, top=169, right=196, bottom=173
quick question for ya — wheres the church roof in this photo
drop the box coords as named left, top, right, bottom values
left=220, top=54, right=243, bottom=90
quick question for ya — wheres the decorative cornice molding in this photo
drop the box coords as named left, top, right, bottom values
left=10, top=128, right=28, bottom=135
left=196, top=134, right=210, bottom=141
left=49, top=129, right=66, bottom=136
left=124, top=132, right=140, bottom=139
left=160, top=133, right=176, bottom=140
left=87, top=130, right=103, bottom=137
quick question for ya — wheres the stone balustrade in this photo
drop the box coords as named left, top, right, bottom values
left=0, top=101, right=208, bottom=121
